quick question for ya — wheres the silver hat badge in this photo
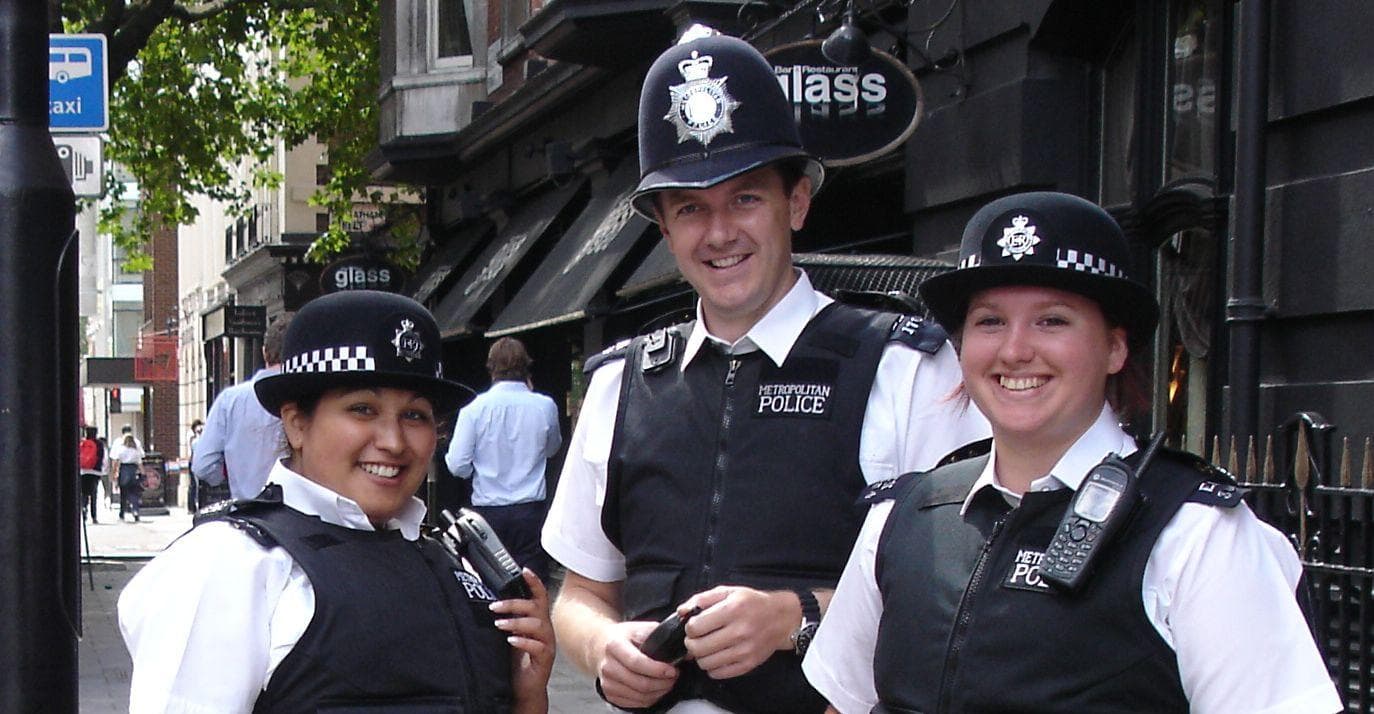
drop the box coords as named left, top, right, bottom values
left=665, top=50, right=740, bottom=147
left=998, top=215, right=1041, bottom=261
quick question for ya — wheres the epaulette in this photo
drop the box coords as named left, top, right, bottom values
left=858, top=472, right=919, bottom=506
left=192, top=484, right=285, bottom=547
left=583, top=338, right=633, bottom=375
left=1160, top=448, right=1246, bottom=508
left=888, top=315, right=947, bottom=355
left=935, top=438, right=993, bottom=468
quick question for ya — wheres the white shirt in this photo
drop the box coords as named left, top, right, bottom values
left=804, top=405, right=1343, bottom=714
left=445, top=380, right=562, bottom=506
left=118, top=460, right=428, bottom=714
left=191, top=367, right=287, bottom=501
left=542, top=273, right=989, bottom=714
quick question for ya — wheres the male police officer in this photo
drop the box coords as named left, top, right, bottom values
left=541, top=27, right=988, bottom=713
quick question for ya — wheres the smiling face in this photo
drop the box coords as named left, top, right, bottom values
left=655, top=166, right=811, bottom=342
left=959, top=285, right=1129, bottom=459
left=280, top=386, right=437, bottom=526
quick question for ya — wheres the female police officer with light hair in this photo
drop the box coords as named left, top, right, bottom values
left=802, top=192, right=1341, bottom=713
left=120, top=290, right=554, bottom=713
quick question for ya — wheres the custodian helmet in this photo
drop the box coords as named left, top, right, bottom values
left=631, top=28, right=824, bottom=221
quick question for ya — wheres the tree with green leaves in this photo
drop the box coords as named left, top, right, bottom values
left=55, top=0, right=420, bottom=270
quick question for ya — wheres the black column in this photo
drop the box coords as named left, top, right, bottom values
left=0, top=3, right=79, bottom=710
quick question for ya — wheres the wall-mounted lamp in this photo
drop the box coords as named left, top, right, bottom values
left=821, top=6, right=871, bottom=66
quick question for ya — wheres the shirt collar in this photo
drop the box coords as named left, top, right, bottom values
left=960, top=404, right=1137, bottom=515
left=680, top=270, right=831, bottom=369
left=268, top=460, right=428, bottom=540
left=249, top=366, right=281, bottom=383
left=489, top=380, right=530, bottom=393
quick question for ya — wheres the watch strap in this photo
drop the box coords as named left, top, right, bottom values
left=791, top=588, right=821, bottom=656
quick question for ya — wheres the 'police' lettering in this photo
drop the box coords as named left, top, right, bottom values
left=453, top=570, right=497, bottom=602
left=755, top=382, right=832, bottom=418
left=1002, top=547, right=1051, bottom=593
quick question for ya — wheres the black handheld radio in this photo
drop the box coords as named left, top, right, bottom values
left=437, top=508, right=531, bottom=599
left=639, top=606, right=702, bottom=664
left=1040, top=433, right=1165, bottom=592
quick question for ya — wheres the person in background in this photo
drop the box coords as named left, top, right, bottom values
left=78, top=426, right=105, bottom=523
left=111, top=433, right=145, bottom=522
left=119, top=290, right=555, bottom=713
left=803, top=192, right=1342, bottom=714
left=446, top=337, right=562, bottom=582
left=186, top=418, right=205, bottom=511
left=192, top=316, right=291, bottom=502
left=542, top=27, right=988, bottom=713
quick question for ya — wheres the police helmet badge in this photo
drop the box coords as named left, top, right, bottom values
left=997, top=214, right=1041, bottom=261
left=665, top=51, right=740, bottom=147
left=392, top=318, right=424, bottom=363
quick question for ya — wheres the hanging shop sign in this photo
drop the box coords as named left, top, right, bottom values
left=321, top=255, right=406, bottom=294
left=766, top=40, right=923, bottom=167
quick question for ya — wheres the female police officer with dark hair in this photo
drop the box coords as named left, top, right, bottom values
left=802, top=193, right=1341, bottom=713
left=119, top=290, right=554, bottom=713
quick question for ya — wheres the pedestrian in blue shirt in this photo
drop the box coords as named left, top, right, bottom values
left=192, top=316, right=291, bottom=502
left=446, top=337, right=562, bottom=581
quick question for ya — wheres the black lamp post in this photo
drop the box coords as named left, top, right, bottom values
left=0, top=3, right=79, bottom=709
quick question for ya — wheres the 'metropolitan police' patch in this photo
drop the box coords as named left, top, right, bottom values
left=666, top=50, right=740, bottom=147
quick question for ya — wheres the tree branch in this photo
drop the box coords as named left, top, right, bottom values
left=167, top=0, right=324, bottom=23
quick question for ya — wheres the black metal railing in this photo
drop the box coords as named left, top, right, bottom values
left=1215, top=413, right=1374, bottom=712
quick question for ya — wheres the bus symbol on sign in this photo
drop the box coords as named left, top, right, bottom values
left=50, top=46, right=93, bottom=83
left=48, top=34, right=108, bottom=132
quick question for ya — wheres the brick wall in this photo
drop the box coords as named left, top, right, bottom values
left=145, top=220, right=180, bottom=459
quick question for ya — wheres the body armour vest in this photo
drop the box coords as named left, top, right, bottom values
left=870, top=448, right=1242, bottom=714
left=200, top=493, right=515, bottom=713
left=601, top=302, right=896, bottom=714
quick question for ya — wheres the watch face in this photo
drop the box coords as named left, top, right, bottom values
left=794, top=622, right=819, bottom=656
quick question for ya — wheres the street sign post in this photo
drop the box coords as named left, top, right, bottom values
left=48, top=34, right=108, bottom=132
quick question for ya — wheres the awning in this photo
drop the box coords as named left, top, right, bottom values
left=615, top=249, right=955, bottom=313
left=434, top=178, right=588, bottom=338
left=487, top=161, right=653, bottom=336
left=616, top=240, right=679, bottom=298
left=406, top=221, right=493, bottom=305
left=796, top=253, right=953, bottom=314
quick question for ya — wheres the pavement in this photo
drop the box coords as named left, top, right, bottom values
left=76, top=497, right=607, bottom=712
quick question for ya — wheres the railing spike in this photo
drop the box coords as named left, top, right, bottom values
left=1210, top=435, right=1220, bottom=465
left=1245, top=435, right=1257, bottom=484
left=1227, top=435, right=1239, bottom=477
left=1363, top=437, right=1374, bottom=490
left=1263, top=435, right=1275, bottom=485
left=1295, top=424, right=1311, bottom=490
left=1339, top=436, right=1352, bottom=488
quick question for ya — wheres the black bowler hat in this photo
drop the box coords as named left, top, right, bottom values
left=254, top=290, right=467, bottom=417
left=631, top=27, right=824, bottom=220
left=919, top=192, right=1159, bottom=346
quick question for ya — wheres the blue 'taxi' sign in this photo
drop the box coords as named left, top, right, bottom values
left=49, top=34, right=109, bottom=132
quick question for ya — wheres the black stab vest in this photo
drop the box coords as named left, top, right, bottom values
left=205, top=501, right=515, bottom=713
left=870, top=449, right=1226, bottom=714
left=602, top=302, right=894, bottom=713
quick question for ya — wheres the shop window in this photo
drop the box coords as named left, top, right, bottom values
left=1165, top=0, right=1222, bottom=181
left=432, top=0, right=476, bottom=68
left=1100, top=22, right=1139, bottom=207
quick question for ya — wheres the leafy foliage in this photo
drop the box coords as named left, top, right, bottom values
left=56, top=0, right=416, bottom=269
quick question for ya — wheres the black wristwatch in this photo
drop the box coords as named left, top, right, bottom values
left=790, top=588, right=820, bottom=657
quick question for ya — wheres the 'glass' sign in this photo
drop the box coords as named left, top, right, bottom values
left=767, top=41, right=923, bottom=167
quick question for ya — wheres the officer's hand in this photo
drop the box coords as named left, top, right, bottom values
left=492, top=569, right=554, bottom=714
left=679, top=586, right=797, bottom=680
left=596, top=620, right=679, bottom=709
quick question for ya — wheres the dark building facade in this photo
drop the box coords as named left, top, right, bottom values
left=377, top=1, right=1374, bottom=706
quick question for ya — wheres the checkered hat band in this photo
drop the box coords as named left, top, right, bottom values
left=960, top=254, right=982, bottom=268
left=1055, top=249, right=1124, bottom=278
left=283, top=346, right=377, bottom=374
